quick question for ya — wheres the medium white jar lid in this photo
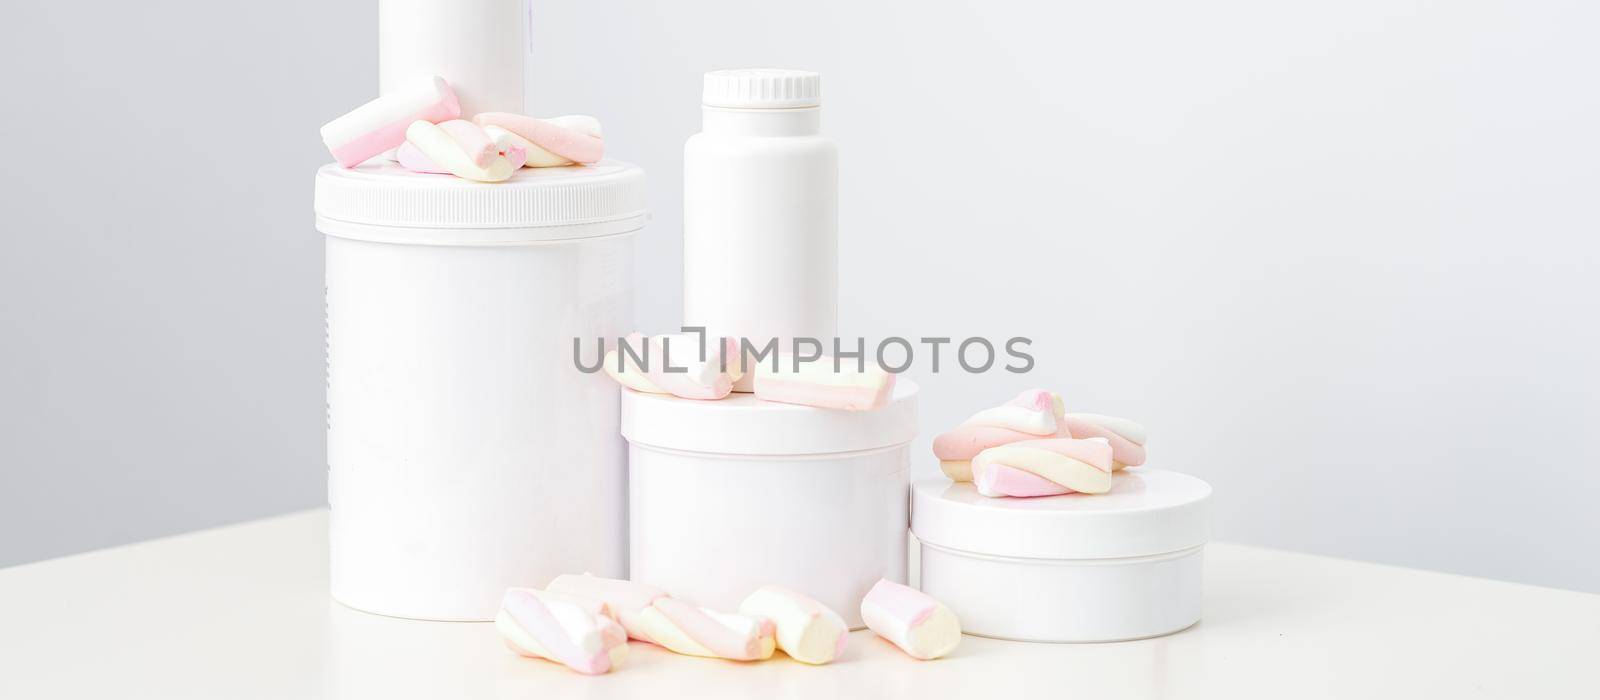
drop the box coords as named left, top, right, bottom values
left=620, top=380, right=919, bottom=456
left=314, top=160, right=648, bottom=245
left=912, top=469, right=1211, bottom=560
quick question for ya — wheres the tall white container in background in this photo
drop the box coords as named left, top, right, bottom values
left=379, top=0, right=527, bottom=116
left=316, top=162, right=647, bottom=621
left=683, top=69, right=838, bottom=389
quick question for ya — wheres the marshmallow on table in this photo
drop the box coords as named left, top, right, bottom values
left=1061, top=412, right=1148, bottom=470
left=753, top=356, right=895, bottom=411
left=320, top=75, right=459, bottom=168
left=602, top=332, right=742, bottom=400
left=496, top=588, right=629, bottom=675
left=545, top=574, right=668, bottom=643
left=737, top=586, right=849, bottom=665
left=474, top=113, right=605, bottom=166
left=403, top=120, right=518, bottom=182
left=636, top=597, right=775, bottom=661
left=972, top=437, right=1114, bottom=497
left=860, top=579, right=961, bottom=660
left=933, top=389, right=1068, bottom=481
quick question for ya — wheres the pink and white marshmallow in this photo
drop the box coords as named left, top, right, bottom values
left=859, top=579, right=961, bottom=660
left=933, top=389, right=1068, bottom=481
left=972, top=437, right=1115, bottom=497
left=474, top=112, right=605, bottom=166
left=402, top=120, right=518, bottom=182
left=1061, top=412, right=1148, bottom=470
left=737, top=586, right=849, bottom=665
left=545, top=574, right=668, bottom=643
left=753, top=356, right=896, bottom=411
left=398, top=123, right=528, bottom=174
left=319, top=75, right=460, bottom=168
left=636, top=597, right=776, bottom=661
left=496, top=588, right=629, bottom=675
left=602, top=333, right=742, bottom=400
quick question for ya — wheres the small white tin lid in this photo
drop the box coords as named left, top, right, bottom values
left=620, top=380, right=919, bottom=456
left=912, top=469, right=1211, bottom=560
left=314, top=159, right=648, bottom=245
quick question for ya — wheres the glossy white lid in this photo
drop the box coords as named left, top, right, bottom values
left=912, top=469, right=1211, bottom=560
left=702, top=69, right=821, bottom=109
left=314, top=159, right=647, bottom=245
left=620, top=380, right=918, bottom=456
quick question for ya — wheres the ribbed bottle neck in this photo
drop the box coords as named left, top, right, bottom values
left=701, top=106, right=821, bottom=136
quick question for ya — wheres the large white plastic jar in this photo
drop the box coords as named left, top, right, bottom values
left=683, top=69, right=837, bottom=388
left=622, top=382, right=918, bottom=628
left=315, top=161, right=646, bottom=621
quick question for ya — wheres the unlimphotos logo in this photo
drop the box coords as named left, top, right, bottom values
left=573, top=327, right=1036, bottom=374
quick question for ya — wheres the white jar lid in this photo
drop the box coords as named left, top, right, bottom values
left=314, top=160, right=648, bottom=245
left=912, top=469, right=1211, bottom=560
left=702, top=69, right=821, bottom=109
left=620, top=380, right=919, bottom=456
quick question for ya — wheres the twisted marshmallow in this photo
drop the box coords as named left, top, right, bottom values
left=753, top=355, right=896, bottom=411
left=474, top=113, right=605, bottom=166
left=602, top=333, right=742, bottom=400
left=403, top=119, right=518, bottom=182
left=636, top=597, right=775, bottom=661
left=1061, top=413, right=1147, bottom=470
left=738, top=585, right=849, bottom=665
left=972, top=437, right=1114, bottom=497
left=496, top=588, right=629, bottom=675
left=545, top=574, right=668, bottom=643
left=397, top=121, right=527, bottom=173
left=933, top=389, right=1068, bottom=481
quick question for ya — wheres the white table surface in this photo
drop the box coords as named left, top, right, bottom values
left=1, top=510, right=1596, bottom=699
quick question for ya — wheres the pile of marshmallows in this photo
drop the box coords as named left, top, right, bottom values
left=934, top=389, right=1148, bottom=497
left=602, top=332, right=897, bottom=411
left=501, top=575, right=961, bottom=674
left=319, top=76, right=603, bottom=180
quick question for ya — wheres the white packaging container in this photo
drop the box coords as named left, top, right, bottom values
left=912, top=469, right=1211, bottom=642
left=379, top=0, right=526, bottom=116
left=622, top=381, right=918, bottom=627
left=683, top=69, right=838, bottom=389
left=316, top=161, right=647, bottom=621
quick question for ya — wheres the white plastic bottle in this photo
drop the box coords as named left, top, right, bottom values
left=683, top=69, right=838, bottom=389
left=378, top=0, right=526, bottom=116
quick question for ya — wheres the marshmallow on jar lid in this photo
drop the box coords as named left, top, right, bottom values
left=483, top=117, right=602, bottom=168
left=1061, top=413, right=1148, bottom=470
left=545, top=573, right=668, bottom=643
left=933, top=389, right=1068, bottom=481
left=602, top=332, right=741, bottom=400
left=474, top=113, right=605, bottom=166
left=859, top=579, right=961, bottom=660
left=737, top=585, right=849, bottom=665
left=753, top=356, right=895, bottom=411
left=320, top=75, right=460, bottom=168
left=496, top=588, right=629, bottom=675
left=972, top=437, right=1115, bottom=498
left=403, top=120, right=517, bottom=182
left=393, top=123, right=524, bottom=172
left=636, top=597, right=776, bottom=661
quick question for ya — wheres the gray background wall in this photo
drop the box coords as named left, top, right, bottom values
left=3, top=1, right=1597, bottom=593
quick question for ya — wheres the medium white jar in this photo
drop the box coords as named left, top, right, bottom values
left=316, top=161, right=646, bottom=621
left=622, top=382, right=918, bottom=627
left=682, top=69, right=838, bottom=390
left=912, top=469, right=1211, bottom=642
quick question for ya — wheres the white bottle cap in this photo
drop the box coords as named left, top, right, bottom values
left=702, top=69, right=821, bottom=109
